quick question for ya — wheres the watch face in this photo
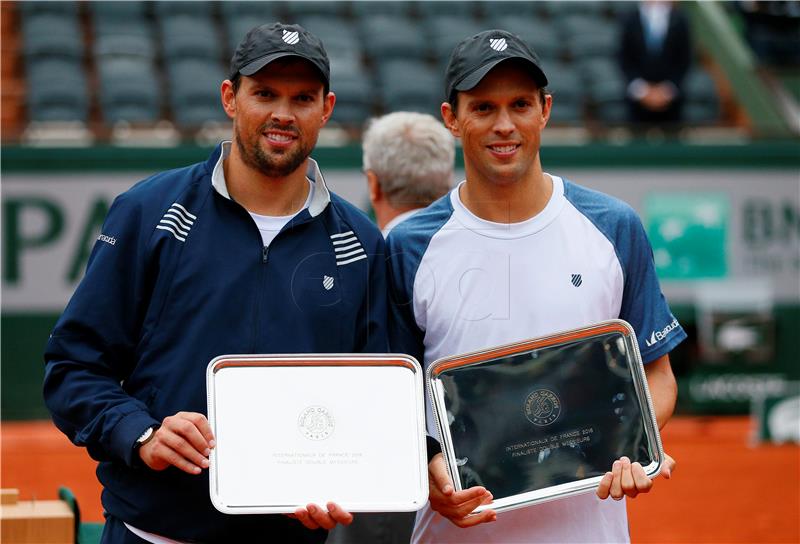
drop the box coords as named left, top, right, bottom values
left=137, top=426, right=154, bottom=444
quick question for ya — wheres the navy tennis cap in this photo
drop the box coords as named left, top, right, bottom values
left=445, top=29, right=548, bottom=101
left=230, top=22, right=330, bottom=89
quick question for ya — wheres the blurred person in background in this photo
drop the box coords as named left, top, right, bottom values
left=327, top=111, right=453, bottom=544
left=387, top=29, right=683, bottom=543
left=619, top=1, right=692, bottom=135
left=42, top=23, right=387, bottom=543
left=364, top=111, right=455, bottom=238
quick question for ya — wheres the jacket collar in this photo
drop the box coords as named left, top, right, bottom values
left=208, top=141, right=331, bottom=218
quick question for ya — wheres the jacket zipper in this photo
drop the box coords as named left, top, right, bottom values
left=250, top=208, right=310, bottom=353
left=252, top=244, right=269, bottom=352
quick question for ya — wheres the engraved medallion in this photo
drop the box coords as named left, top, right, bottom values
left=524, top=389, right=561, bottom=426
left=298, top=405, right=335, bottom=440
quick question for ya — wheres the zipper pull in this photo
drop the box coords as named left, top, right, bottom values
left=262, top=245, right=269, bottom=263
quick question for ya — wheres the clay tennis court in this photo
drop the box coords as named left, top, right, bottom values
left=2, top=416, right=798, bottom=542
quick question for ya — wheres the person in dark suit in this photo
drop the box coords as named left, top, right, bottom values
left=619, top=1, right=692, bottom=134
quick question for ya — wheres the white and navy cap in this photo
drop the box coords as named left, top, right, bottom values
left=445, top=29, right=548, bottom=102
left=230, top=22, right=330, bottom=90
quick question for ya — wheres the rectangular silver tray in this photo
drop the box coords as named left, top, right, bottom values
left=427, top=320, right=664, bottom=514
left=207, top=354, right=428, bottom=514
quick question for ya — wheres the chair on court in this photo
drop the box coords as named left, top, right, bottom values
left=97, top=58, right=161, bottom=124
left=416, top=1, right=481, bottom=18
left=21, top=13, right=83, bottom=62
left=285, top=1, right=347, bottom=19
left=351, top=1, right=411, bottom=18
left=358, top=15, right=429, bottom=63
left=25, top=59, right=90, bottom=123
left=560, top=14, right=618, bottom=62
left=488, top=15, right=563, bottom=64
left=329, top=72, right=374, bottom=128
left=166, top=59, right=229, bottom=128
left=427, top=15, right=484, bottom=71
left=58, top=486, right=104, bottom=544
left=297, top=15, right=363, bottom=61
left=683, top=69, right=722, bottom=125
left=547, top=64, right=586, bottom=126
left=153, top=0, right=215, bottom=18
left=377, top=59, right=443, bottom=117
left=159, top=14, right=221, bottom=62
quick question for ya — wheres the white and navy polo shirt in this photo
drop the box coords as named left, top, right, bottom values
left=386, top=174, right=686, bottom=544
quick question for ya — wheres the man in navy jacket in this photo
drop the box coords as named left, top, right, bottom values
left=44, top=23, right=387, bottom=543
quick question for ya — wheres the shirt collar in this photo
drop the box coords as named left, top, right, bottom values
left=211, top=141, right=331, bottom=217
left=450, top=174, right=565, bottom=239
left=381, top=208, right=422, bottom=238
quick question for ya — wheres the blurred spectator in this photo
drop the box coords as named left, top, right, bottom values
left=619, top=1, right=692, bottom=134
left=362, top=111, right=455, bottom=237
left=738, top=1, right=800, bottom=67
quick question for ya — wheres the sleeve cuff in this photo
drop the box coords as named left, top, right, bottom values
left=641, top=328, right=688, bottom=364
left=426, top=435, right=442, bottom=463
left=110, top=410, right=161, bottom=467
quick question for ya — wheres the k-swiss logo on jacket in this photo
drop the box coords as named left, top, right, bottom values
left=330, top=231, right=366, bottom=266
left=156, top=203, right=196, bottom=242
left=571, top=273, right=583, bottom=287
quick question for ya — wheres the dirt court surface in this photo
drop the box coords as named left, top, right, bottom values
left=2, top=416, right=798, bottom=542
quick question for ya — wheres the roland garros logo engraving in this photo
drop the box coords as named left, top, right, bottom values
left=298, top=405, right=335, bottom=440
left=524, top=389, right=561, bottom=426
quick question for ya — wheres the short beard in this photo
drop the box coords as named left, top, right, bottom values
left=235, top=123, right=312, bottom=178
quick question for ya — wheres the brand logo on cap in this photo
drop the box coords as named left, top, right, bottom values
left=282, top=30, right=299, bottom=45
left=489, top=38, right=508, bottom=52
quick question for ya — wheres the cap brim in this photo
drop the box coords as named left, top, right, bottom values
left=455, top=56, right=548, bottom=92
left=239, top=51, right=308, bottom=76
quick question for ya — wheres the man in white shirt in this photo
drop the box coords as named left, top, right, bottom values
left=387, top=29, right=683, bottom=543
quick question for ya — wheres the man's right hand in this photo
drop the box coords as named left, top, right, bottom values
left=139, top=411, right=215, bottom=475
left=428, top=453, right=496, bottom=528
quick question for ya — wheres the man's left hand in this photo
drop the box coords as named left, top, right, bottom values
left=288, top=502, right=354, bottom=530
left=596, top=453, right=675, bottom=500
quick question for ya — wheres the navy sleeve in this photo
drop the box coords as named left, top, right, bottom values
left=354, top=232, right=390, bottom=352
left=43, top=192, right=160, bottom=467
left=387, top=240, right=440, bottom=462
left=386, top=235, right=426, bottom=366
left=617, top=209, right=687, bottom=363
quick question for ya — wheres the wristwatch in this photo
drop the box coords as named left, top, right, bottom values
left=133, top=425, right=158, bottom=451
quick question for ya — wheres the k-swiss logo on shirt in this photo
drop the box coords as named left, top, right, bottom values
left=489, top=37, right=508, bottom=51
left=156, top=203, right=196, bottom=243
left=330, top=231, right=366, bottom=266
left=322, top=275, right=335, bottom=290
left=282, top=30, right=299, bottom=45
left=570, top=273, right=583, bottom=287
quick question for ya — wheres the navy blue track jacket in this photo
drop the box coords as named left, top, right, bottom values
left=43, top=144, right=388, bottom=542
